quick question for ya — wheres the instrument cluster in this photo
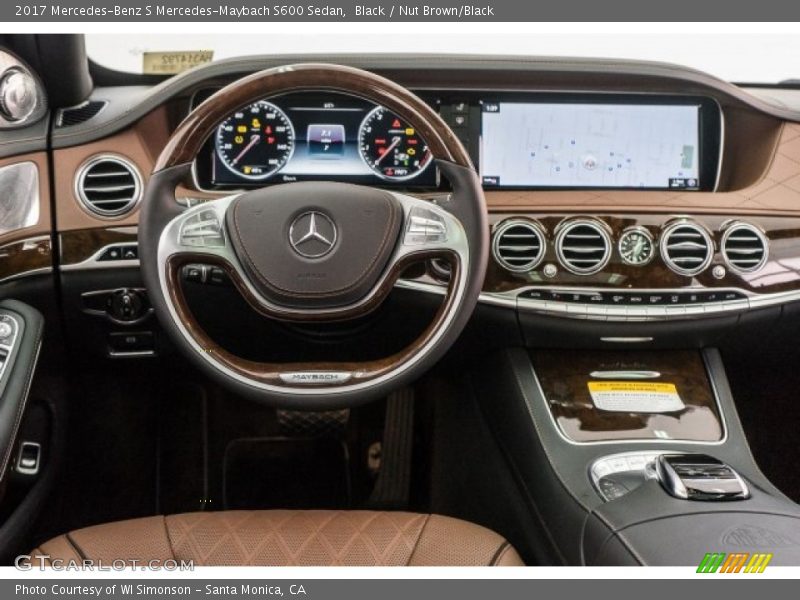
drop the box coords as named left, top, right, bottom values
left=195, top=90, right=437, bottom=190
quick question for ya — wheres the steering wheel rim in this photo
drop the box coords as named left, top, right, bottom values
left=139, top=64, right=488, bottom=408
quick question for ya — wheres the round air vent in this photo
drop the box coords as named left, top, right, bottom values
left=75, top=155, right=142, bottom=218
left=722, top=222, right=769, bottom=273
left=492, top=219, right=546, bottom=272
left=660, top=220, right=714, bottom=276
left=555, top=219, right=611, bottom=275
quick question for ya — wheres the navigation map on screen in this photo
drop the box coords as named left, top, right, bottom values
left=480, top=102, right=701, bottom=189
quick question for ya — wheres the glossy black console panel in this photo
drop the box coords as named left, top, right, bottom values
left=470, top=346, right=800, bottom=565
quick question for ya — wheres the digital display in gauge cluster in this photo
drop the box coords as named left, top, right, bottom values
left=203, top=92, right=437, bottom=188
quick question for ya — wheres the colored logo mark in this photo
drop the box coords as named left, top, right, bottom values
left=697, top=552, right=773, bottom=573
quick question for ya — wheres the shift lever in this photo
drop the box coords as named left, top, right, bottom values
left=655, top=454, right=750, bottom=501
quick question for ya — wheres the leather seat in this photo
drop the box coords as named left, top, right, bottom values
left=30, top=510, right=524, bottom=566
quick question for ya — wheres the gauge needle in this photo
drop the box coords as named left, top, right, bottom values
left=231, top=134, right=260, bottom=166
left=375, top=137, right=401, bottom=166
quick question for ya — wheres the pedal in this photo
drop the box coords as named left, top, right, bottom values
left=367, top=388, right=414, bottom=510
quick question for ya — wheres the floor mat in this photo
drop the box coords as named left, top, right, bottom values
left=222, top=437, right=350, bottom=510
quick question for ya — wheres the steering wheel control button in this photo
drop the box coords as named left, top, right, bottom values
left=279, top=371, right=353, bottom=385
left=179, top=209, right=225, bottom=248
left=404, top=206, right=447, bottom=246
left=289, top=211, right=337, bottom=258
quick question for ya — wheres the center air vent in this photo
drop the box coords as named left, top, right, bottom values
left=660, top=221, right=714, bottom=276
left=76, top=155, right=142, bottom=218
left=555, top=219, right=611, bottom=275
left=722, top=222, right=769, bottom=273
left=492, top=219, right=546, bottom=272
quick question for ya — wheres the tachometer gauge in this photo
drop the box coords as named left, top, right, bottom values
left=358, top=107, right=432, bottom=181
left=618, top=227, right=655, bottom=266
left=215, top=100, right=295, bottom=180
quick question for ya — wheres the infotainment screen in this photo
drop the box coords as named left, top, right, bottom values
left=480, top=101, right=708, bottom=190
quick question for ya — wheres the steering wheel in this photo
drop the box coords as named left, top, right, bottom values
left=139, top=64, right=488, bottom=408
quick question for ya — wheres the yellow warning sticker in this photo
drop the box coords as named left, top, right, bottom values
left=587, top=381, right=685, bottom=413
left=142, top=50, right=214, bottom=75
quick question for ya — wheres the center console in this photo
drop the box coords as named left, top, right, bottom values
left=471, top=347, right=800, bottom=566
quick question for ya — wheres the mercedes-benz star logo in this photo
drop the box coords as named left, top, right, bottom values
left=289, top=211, right=337, bottom=258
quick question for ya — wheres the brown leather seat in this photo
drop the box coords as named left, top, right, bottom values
left=30, top=510, right=524, bottom=566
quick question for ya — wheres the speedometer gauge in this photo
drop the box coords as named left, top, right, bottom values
left=358, top=107, right=432, bottom=181
left=215, top=100, right=295, bottom=180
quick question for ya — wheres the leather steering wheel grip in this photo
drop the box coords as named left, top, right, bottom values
left=138, top=64, right=488, bottom=408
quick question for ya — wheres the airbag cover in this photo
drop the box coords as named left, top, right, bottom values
left=225, top=182, right=403, bottom=310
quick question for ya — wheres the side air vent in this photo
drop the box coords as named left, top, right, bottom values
left=722, top=222, right=769, bottom=273
left=660, top=221, right=714, bottom=276
left=56, top=101, right=106, bottom=127
left=492, top=219, right=546, bottom=272
left=75, top=155, right=142, bottom=218
left=555, top=219, right=611, bottom=275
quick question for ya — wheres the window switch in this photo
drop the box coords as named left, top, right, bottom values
left=16, top=441, right=41, bottom=476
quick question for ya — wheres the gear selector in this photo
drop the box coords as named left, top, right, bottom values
left=655, top=454, right=750, bottom=501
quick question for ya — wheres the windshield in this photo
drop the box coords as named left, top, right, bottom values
left=86, top=30, right=800, bottom=84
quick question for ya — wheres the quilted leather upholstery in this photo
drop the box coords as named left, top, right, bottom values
left=30, top=510, right=524, bottom=566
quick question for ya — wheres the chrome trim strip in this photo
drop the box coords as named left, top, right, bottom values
left=400, top=278, right=800, bottom=321
left=0, top=266, right=52, bottom=285
left=0, top=313, right=19, bottom=383
left=714, top=98, right=725, bottom=192
left=61, top=241, right=139, bottom=272
left=589, top=370, right=661, bottom=379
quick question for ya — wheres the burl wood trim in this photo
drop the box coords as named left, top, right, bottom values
left=484, top=213, right=800, bottom=295
left=0, top=152, right=52, bottom=247
left=487, top=122, right=800, bottom=216
left=60, top=227, right=138, bottom=265
left=166, top=250, right=460, bottom=386
left=155, top=63, right=472, bottom=172
left=532, top=349, right=723, bottom=443
left=0, top=236, right=52, bottom=282
left=52, top=107, right=171, bottom=233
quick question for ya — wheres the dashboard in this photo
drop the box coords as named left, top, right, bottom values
left=192, top=89, right=722, bottom=193
left=6, top=53, right=796, bottom=353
